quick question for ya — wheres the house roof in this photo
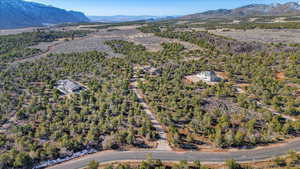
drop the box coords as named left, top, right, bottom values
left=57, top=80, right=81, bottom=91
left=200, top=71, right=216, bottom=76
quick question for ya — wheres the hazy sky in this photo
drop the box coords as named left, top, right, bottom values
left=25, top=0, right=297, bottom=16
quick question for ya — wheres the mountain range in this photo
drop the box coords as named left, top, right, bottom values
left=182, top=2, right=300, bottom=19
left=88, top=15, right=178, bottom=23
left=0, top=0, right=90, bottom=29
left=2, top=0, right=300, bottom=30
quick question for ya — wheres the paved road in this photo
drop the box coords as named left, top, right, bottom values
left=48, top=138, right=300, bottom=169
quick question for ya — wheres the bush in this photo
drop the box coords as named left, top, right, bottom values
left=225, top=159, right=242, bottom=169
left=88, top=160, right=99, bottom=169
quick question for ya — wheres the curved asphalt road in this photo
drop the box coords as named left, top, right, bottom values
left=48, top=138, right=300, bottom=169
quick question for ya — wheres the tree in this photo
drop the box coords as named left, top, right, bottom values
left=225, top=159, right=242, bottom=169
left=186, top=133, right=194, bottom=143
left=140, top=161, right=150, bottom=169
left=286, top=150, right=300, bottom=167
left=193, top=160, right=202, bottom=168
left=13, top=152, right=33, bottom=168
left=102, top=135, right=117, bottom=150
left=179, top=160, right=189, bottom=169
left=214, top=127, right=224, bottom=148
left=0, top=153, right=12, bottom=169
left=88, top=160, right=99, bottom=169
left=234, top=130, right=245, bottom=146
left=224, top=130, right=234, bottom=146
left=273, top=157, right=286, bottom=167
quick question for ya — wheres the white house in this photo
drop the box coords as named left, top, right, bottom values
left=55, top=80, right=85, bottom=95
left=197, top=71, right=221, bottom=82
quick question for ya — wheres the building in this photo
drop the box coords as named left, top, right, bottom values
left=55, top=80, right=85, bottom=95
left=197, top=71, right=221, bottom=82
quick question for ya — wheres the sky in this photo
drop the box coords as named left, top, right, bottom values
left=25, top=0, right=298, bottom=16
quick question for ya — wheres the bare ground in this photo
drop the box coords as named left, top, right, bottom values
left=127, top=32, right=200, bottom=52
left=27, top=26, right=201, bottom=59
left=0, top=27, right=40, bottom=35
left=209, top=29, right=300, bottom=44
left=0, top=25, right=83, bottom=36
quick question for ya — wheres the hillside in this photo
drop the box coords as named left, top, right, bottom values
left=88, top=15, right=177, bottom=23
left=0, top=0, right=90, bottom=29
left=182, top=2, right=300, bottom=19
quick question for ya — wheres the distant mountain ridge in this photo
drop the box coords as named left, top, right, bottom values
left=0, top=0, right=90, bottom=29
left=182, top=1, right=300, bottom=19
left=88, top=15, right=178, bottom=23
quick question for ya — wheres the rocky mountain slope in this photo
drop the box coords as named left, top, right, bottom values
left=0, top=0, right=90, bottom=29
left=182, top=2, right=300, bottom=19
left=88, top=15, right=178, bottom=23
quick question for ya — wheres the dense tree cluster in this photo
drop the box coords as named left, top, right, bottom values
left=152, top=28, right=299, bottom=118
left=155, top=30, right=299, bottom=55
left=165, top=18, right=300, bottom=30
left=138, top=25, right=162, bottom=33
left=0, top=30, right=89, bottom=65
left=0, top=51, right=157, bottom=168
left=140, top=63, right=299, bottom=149
left=156, top=31, right=216, bottom=52
left=224, top=53, right=300, bottom=116
left=106, top=35, right=300, bottom=150
left=209, top=22, right=300, bottom=30
left=105, top=40, right=170, bottom=65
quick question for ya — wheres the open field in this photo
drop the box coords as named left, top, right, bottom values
left=0, top=27, right=40, bottom=35
left=0, top=25, right=82, bottom=36
left=28, top=26, right=201, bottom=57
left=42, top=36, right=124, bottom=57
left=210, top=29, right=300, bottom=44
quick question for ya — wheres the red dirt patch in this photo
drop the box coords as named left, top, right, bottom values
left=215, top=71, right=229, bottom=80
left=184, top=75, right=218, bottom=86
left=276, top=72, right=286, bottom=80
